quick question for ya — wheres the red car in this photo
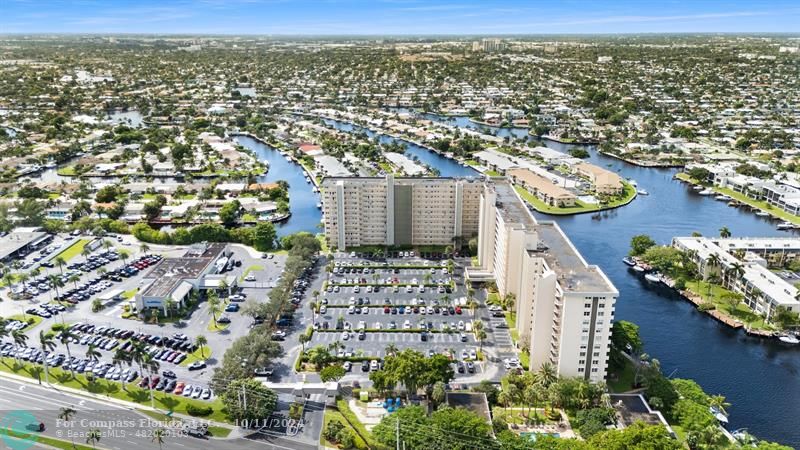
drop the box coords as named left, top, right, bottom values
left=455, top=306, right=462, bottom=314
left=149, top=376, right=160, bottom=388
left=139, top=376, right=150, bottom=388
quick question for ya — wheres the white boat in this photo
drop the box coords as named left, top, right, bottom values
left=755, top=211, right=770, bottom=217
left=644, top=272, right=662, bottom=283
left=715, top=195, right=731, bottom=201
left=316, top=203, right=322, bottom=209
left=693, top=185, right=704, bottom=191
left=622, top=256, right=636, bottom=267
left=779, top=335, right=799, bottom=345
left=627, top=179, right=638, bottom=187
left=632, top=265, right=646, bottom=273
left=710, top=406, right=729, bottom=424
left=698, top=189, right=714, bottom=196
left=777, top=222, right=794, bottom=230
left=637, top=189, right=649, bottom=195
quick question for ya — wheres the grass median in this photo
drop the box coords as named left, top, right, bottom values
left=54, top=239, right=91, bottom=262
left=0, top=357, right=228, bottom=423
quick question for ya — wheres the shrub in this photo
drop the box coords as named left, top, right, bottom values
left=698, top=303, right=715, bottom=312
left=186, top=403, right=213, bottom=416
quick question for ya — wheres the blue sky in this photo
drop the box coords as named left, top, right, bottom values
left=4, top=0, right=800, bottom=35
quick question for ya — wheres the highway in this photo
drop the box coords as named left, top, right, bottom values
left=0, top=377, right=320, bottom=450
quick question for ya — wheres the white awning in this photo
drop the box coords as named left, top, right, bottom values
left=170, top=281, right=194, bottom=302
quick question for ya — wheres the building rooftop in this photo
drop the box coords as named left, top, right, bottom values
left=0, top=230, right=49, bottom=261
left=491, top=179, right=615, bottom=294
left=140, top=243, right=227, bottom=298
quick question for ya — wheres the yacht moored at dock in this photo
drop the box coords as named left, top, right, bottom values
left=622, top=256, right=636, bottom=266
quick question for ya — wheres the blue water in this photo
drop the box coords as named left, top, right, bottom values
left=321, top=118, right=478, bottom=178
left=233, top=135, right=322, bottom=237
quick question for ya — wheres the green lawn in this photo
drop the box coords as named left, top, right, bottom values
left=321, top=408, right=368, bottom=450
left=316, top=233, right=330, bottom=255
left=519, top=351, right=530, bottom=370
left=514, top=182, right=637, bottom=216
left=56, top=165, right=77, bottom=176
left=485, top=170, right=503, bottom=177
left=464, top=159, right=480, bottom=166
left=715, top=186, right=800, bottom=225
left=0, top=357, right=228, bottom=422
left=122, top=288, right=138, bottom=299
left=53, top=239, right=91, bottom=262
left=7, top=314, right=43, bottom=331
left=688, top=279, right=774, bottom=331
left=207, top=320, right=230, bottom=332
left=179, top=345, right=211, bottom=367
left=0, top=428, right=96, bottom=450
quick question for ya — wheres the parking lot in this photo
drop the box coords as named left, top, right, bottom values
left=1, top=233, right=289, bottom=392
left=301, top=251, right=516, bottom=380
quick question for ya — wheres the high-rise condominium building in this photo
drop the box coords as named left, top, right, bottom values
left=321, top=175, right=483, bottom=249
left=321, top=176, right=617, bottom=382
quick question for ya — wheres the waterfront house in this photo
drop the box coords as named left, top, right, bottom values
left=574, top=162, right=623, bottom=195
left=507, top=168, right=577, bottom=207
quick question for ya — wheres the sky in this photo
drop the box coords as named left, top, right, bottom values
left=3, top=0, right=800, bottom=35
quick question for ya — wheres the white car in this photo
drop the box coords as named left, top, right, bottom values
left=192, top=386, right=203, bottom=399
left=245, top=274, right=256, bottom=282
left=342, top=331, right=350, bottom=341
left=403, top=320, right=411, bottom=330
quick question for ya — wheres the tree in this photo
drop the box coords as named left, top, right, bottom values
left=208, top=292, right=221, bottom=327
left=220, top=378, right=277, bottom=423
left=195, top=334, right=208, bottom=358
left=112, top=347, right=132, bottom=390
left=252, top=222, right=276, bottom=251
left=431, top=381, right=447, bottom=408
left=219, top=200, right=241, bottom=227
left=58, top=328, right=77, bottom=378
left=718, top=226, right=731, bottom=238
left=642, top=246, right=682, bottom=273
left=38, top=330, right=56, bottom=385
left=86, top=429, right=102, bottom=449
left=372, top=405, right=431, bottom=450
left=298, top=332, right=311, bottom=353
left=611, top=320, right=642, bottom=355
left=629, top=234, right=656, bottom=256
left=535, top=362, right=558, bottom=389
left=588, top=422, right=681, bottom=450
left=58, top=407, right=77, bottom=448
left=320, top=364, right=346, bottom=383
left=430, top=406, right=495, bottom=450
left=151, top=428, right=166, bottom=450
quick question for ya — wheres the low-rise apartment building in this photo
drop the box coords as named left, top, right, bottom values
left=673, top=236, right=800, bottom=321
left=575, top=162, right=624, bottom=195
left=507, top=168, right=577, bottom=207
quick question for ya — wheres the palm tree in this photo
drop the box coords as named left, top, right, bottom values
left=86, top=428, right=101, bottom=449
left=164, top=298, right=177, bottom=318
left=58, top=328, right=77, bottom=378
left=11, top=329, right=28, bottom=366
left=112, top=347, right=132, bottom=390
left=54, top=256, right=66, bottom=274
left=102, top=239, right=113, bottom=252
left=49, top=274, right=65, bottom=300
left=709, top=394, right=731, bottom=416
left=68, top=273, right=81, bottom=290
left=144, top=355, right=160, bottom=408
left=38, top=330, right=56, bottom=385
left=58, top=407, right=77, bottom=449
left=503, top=293, right=516, bottom=312
left=139, top=243, right=150, bottom=255
left=384, top=343, right=399, bottom=357
left=81, top=246, right=93, bottom=259
left=208, top=294, right=221, bottom=327
left=195, top=334, right=208, bottom=358
left=308, top=300, right=318, bottom=326
left=523, top=384, right=540, bottom=419
left=476, top=328, right=487, bottom=351
left=151, top=428, right=166, bottom=450
left=535, top=362, right=558, bottom=389
left=705, top=253, right=721, bottom=280
left=497, top=389, right=511, bottom=412
left=299, top=333, right=311, bottom=353
left=719, top=226, right=732, bottom=238
left=85, top=344, right=102, bottom=365
left=18, top=272, right=30, bottom=291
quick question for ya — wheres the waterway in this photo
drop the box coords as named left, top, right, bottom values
left=233, top=135, right=322, bottom=237
left=320, top=118, right=477, bottom=178
left=246, top=114, right=799, bottom=446
left=420, top=114, right=800, bottom=446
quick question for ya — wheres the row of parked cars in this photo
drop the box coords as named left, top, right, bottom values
left=24, top=303, right=66, bottom=318
left=68, top=323, right=197, bottom=364
left=0, top=343, right=214, bottom=401
left=2, top=320, right=29, bottom=332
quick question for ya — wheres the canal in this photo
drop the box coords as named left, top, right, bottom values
left=233, top=135, right=322, bottom=237
left=245, top=113, right=799, bottom=446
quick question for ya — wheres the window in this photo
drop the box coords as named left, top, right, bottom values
left=579, top=360, right=585, bottom=365
left=578, top=367, right=585, bottom=373
left=583, top=311, right=591, bottom=316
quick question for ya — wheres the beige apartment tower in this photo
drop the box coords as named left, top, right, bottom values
left=321, top=176, right=482, bottom=250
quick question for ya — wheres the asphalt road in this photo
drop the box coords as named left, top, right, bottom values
left=0, top=377, right=321, bottom=450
